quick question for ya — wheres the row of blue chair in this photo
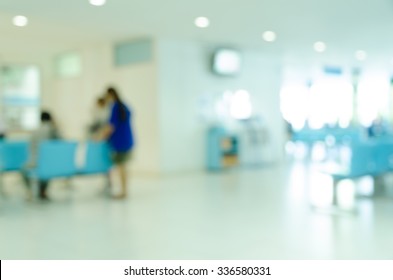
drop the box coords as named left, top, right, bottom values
left=323, top=139, right=393, bottom=179
left=318, top=139, right=393, bottom=209
left=292, top=127, right=364, bottom=145
left=0, top=140, right=112, bottom=181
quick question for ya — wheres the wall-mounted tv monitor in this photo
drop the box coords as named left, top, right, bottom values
left=212, top=49, right=242, bottom=76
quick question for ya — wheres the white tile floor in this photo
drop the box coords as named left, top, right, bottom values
left=1, top=161, right=393, bottom=259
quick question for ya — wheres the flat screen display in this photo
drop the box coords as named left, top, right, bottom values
left=212, top=49, right=241, bottom=76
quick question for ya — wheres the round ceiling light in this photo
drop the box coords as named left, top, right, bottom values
left=194, top=17, right=210, bottom=28
left=89, top=0, right=106, bottom=6
left=13, top=15, right=28, bottom=27
left=262, top=31, right=277, bottom=42
left=313, top=41, right=326, bottom=53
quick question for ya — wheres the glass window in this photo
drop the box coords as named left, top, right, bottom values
left=0, top=65, right=40, bottom=130
left=308, top=79, right=353, bottom=129
left=281, top=79, right=353, bottom=129
left=280, top=85, right=310, bottom=130
left=357, top=77, right=390, bottom=127
left=55, top=51, right=82, bottom=78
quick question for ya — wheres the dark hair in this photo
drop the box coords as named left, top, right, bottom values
left=97, top=97, right=105, bottom=106
left=107, top=87, right=127, bottom=122
left=41, top=111, right=52, bottom=122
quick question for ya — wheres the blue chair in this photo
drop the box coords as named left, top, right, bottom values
left=0, top=141, right=29, bottom=172
left=0, top=140, right=29, bottom=195
left=79, top=142, right=112, bottom=175
left=352, top=144, right=378, bottom=177
left=319, top=143, right=378, bottom=209
left=374, top=140, right=393, bottom=173
left=328, top=143, right=378, bottom=180
left=32, top=141, right=78, bottom=180
left=333, top=129, right=363, bottom=145
left=320, top=143, right=378, bottom=181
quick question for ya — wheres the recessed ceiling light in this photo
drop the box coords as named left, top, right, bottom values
left=89, top=0, right=106, bottom=6
left=13, top=15, right=28, bottom=27
left=194, top=17, right=210, bottom=28
left=355, top=50, right=367, bottom=61
left=262, top=31, right=276, bottom=42
left=313, top=41, right=326, bottom=53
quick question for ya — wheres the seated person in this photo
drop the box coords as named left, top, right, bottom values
left=367, top=118, right=388, bottom=138
left=88, top=97, right=109, bottom=139
left=23, top=111, right=61, bottom=200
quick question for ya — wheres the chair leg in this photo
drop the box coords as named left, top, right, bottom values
left=28, top=178, right=39, bottom=202
left=105, top=173, right=111, bottom=188
left=20, top=172, right=32, bottom=201
left=103, top=173, right=112, bottom=196
left=373, top=175, right=386, bottom=197
left=0, top=173, right=5, bottom=198
left=311, top=178, right=357, bottom=215
left=332, top=179, right=339, bottom=206
left=26, top=188, right=33, bottom=201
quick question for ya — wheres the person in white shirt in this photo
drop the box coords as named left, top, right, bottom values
left=88, top=97, right=110, bottom=138
left=23, top=111, right=60, bottom=200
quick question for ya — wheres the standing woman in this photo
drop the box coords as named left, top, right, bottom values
left=101, top=87, right=134, bottom=199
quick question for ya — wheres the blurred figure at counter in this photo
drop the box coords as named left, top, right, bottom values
left=88, top=96, right=110, bottom=139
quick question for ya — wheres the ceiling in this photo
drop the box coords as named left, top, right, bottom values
left=1, top=0, right=393, bottom=65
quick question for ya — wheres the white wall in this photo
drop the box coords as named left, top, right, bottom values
left=0, top=53, right=50, bottom=108
left=0, top=53, right=52, bottom=138
left=157, top=39, right=286, bottom=173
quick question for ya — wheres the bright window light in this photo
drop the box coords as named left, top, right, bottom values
left=13, top=15, right=28, bottom=27
left=229, top=90, right=253, bottom=120
left=308, top=79, right=353, bottom=129
left=280, top=85, right=309, bottom=130
left=89, top=0, right=106, bottom=6
left=194, top=17, right=210, bottom=28
left=262, top=31, right=277, bottom=42
left=280, top=79, right=353, bottom=130
left=55, top=52, right=82, bottom=78
left=337, top=180, right=355, bottom=209
left=357, top=77, right=390, bottom=126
